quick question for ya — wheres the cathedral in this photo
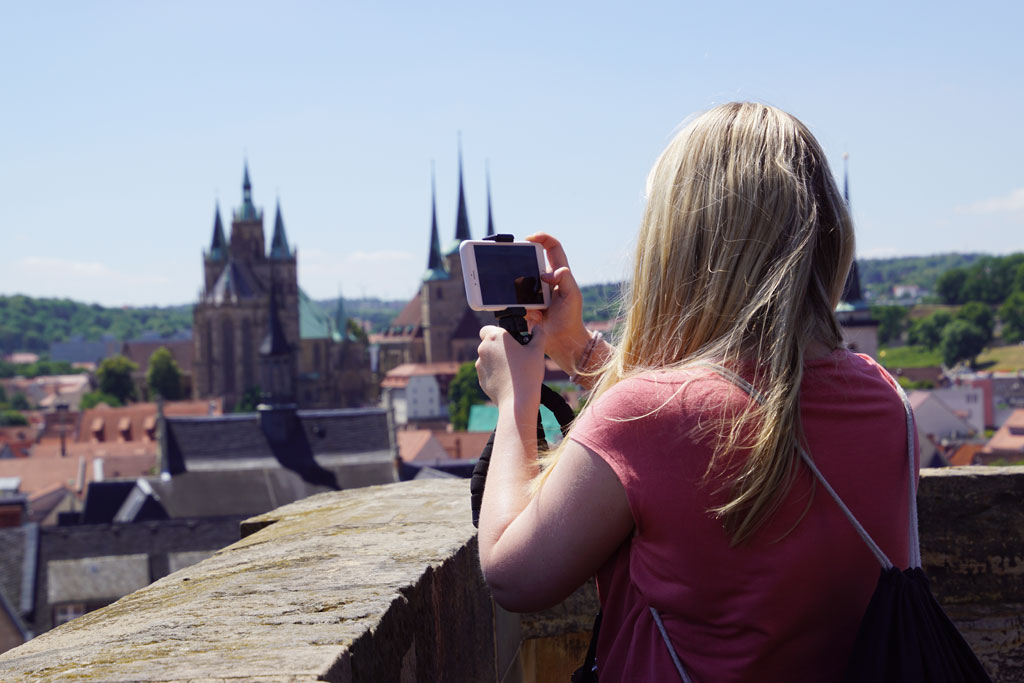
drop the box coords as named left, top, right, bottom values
left=192, top=165, right=374, bottom=410
left=375, top=151, right=494, bottom=374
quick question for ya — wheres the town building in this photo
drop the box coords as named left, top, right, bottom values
left=192, top=165, right=374, bottom=410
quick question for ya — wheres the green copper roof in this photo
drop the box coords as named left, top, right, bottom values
left=422, top=267, right=449, bottom=282
left=467, top=404, right=563, bottom=444
left=298, top=289, right=341, bottom=341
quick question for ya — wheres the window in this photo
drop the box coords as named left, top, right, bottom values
left=54, top=603, right=87, bottom=626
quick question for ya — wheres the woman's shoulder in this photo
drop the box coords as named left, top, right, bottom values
left=585, top=365, right=751, bottom=419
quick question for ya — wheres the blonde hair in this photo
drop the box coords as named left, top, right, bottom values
left=540, top=102, right=854, bottom=544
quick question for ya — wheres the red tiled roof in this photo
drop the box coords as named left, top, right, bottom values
left=431, top=431, right=490, bottom=461
left=74, top=400, right=219, bottom=445
left=948, top=444, right=984, bottom=467
left=983, top=409, right=1024, bottom=455
left=0, top=448, right=157, bottom=499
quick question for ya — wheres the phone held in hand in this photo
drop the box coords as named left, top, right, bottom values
left=459, top=240, right=551, bottom=311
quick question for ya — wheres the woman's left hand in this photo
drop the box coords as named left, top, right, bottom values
left=476, top=324, right=547, bottom=412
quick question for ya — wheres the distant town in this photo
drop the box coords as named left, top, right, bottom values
left=1, top=164, right=1022, bottom=654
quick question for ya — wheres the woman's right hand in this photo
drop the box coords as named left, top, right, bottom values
left=523, top=232, right=591, bottom=375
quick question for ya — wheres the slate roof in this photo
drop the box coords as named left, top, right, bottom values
left=451, top=307, right=484, bottom=340
left=164, top=408, right=391, bottom=465
left=208, top=259, right=261, bottom=304
left=0, top=524, right=36, bottom=626
left=47, top=553, right=150, bottom=603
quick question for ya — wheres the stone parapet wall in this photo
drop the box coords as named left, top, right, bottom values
left=0, top=468, right=1020, bottom=682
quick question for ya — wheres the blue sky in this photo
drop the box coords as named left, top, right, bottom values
left=1, top=1, right=1021, bottom=307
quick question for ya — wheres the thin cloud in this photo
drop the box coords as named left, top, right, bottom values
left=21, top=256, right=113, bottom=277
left=955, top=188, right=1024, bottom=215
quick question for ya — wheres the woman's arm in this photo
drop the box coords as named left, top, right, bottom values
left=476, top=325, right=634, bottom=612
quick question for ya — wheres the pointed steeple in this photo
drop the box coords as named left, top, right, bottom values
left=843, top=152, right=850, bottom=206
left=485, top=161, right=495, bottom=237
left=269, top=200, right=292, bottom=259
left=209, top=204, right=227, bottom=260
left=838, top=152, right=864, bottom=305
left=447, top=135, right=471, bottom=254
left=424, top=163, right=448, bottom=281
left=236, top=161, right=260, bottom=222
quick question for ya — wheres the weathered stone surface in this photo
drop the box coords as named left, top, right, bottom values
left=918, top=466, right=1024, bottom=682
left=0, top=479, right=490, bottom=682
left=1, top=468, right=1021, bottom=682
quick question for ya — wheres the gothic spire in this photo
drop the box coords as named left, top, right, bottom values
left=485, top=161, right=495, bottom=237
left=839, top=152, right=863, bottom=304
left=424, top=163, right=447, bottom=281
left=269, top=200, right=292, bottom=259
left=260, top=282, right=290, bottom=357
left=236, top=161, right=259, bottom=222
left=843, top=152, right=850, bottom=206
left=448, top=135, right=471, bottom=254
left=209, top=203, right=227, bottom=260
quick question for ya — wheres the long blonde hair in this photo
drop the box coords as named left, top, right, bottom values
left=542, top=102, right=854, bottom=544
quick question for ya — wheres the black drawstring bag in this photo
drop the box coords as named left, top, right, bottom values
left=844, top=566, right=990, bottom=682
left=712, top=364, right=992, bottom=683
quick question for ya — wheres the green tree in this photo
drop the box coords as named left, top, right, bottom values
left=146, top=346, right=183, bottom=400
left=346, top=318, right=369, bottom=344
left=936, top=269, right=968, bottom=305
left=940, top=320, right=988, bottom=368
left=80, top=391, right=123, bottom=410
left=0, top=410, right=29, bottom=426
left=96, top=354, right=138, bottom=404
left=955, top=301, right=995, bottom=344
left=448, top=362, right=488, bottom=431
left=10, top=392, right=30, bottom=411
left=999, top=292, right=1024, bottom=343
left=907, top=311, right=952, bottom=350
left=234, top=386, right=262, bottom=413
left=871, top=305, right=908, bottom=345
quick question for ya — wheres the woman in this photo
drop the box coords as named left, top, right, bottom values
left=475, top=102, right=916, bottom=681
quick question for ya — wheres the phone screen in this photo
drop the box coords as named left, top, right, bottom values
left=474, top=245, right=544, bottom=306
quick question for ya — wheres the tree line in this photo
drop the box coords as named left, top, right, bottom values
left=0, top=295, right=192, bottom=355
left=872, top=253, right=1024, bottom=367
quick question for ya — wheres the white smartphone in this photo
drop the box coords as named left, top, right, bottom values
left=459, top=240, right=551, bottom=311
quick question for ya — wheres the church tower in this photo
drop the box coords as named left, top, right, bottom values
left=835, top=153, right=880, bottom=357
left=193, top=165, right=300, bottom=409
left=422, top=145, right=477, bottom=363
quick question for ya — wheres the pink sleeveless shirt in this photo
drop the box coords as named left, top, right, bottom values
left=569, top=350, right=917, bottom=682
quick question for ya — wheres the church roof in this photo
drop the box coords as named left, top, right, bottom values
left=424, top=168, right=448, bottom=282
left=485, top=165, right=495, bottom=237
left=298, top=290, right=341, bottom=342
left=208, top=205, right=227, bottom=261
left=208, top=259, right=261, bottom=304
left=269, top=202, right=293, bottom=260
left=451, top=307, right=484, bottom=340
